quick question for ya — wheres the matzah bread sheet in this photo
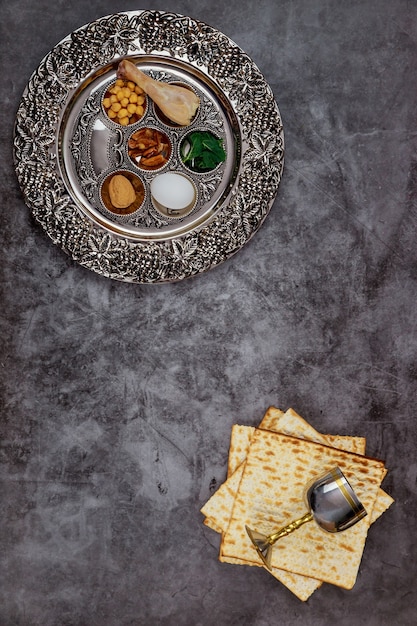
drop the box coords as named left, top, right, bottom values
left=221, top=429, right=386, bottom=589
left=201, top=408, right=393, bottom=599
left=260, top=407, right=366, bottom=454
left=259, top=408, right=393, bottom=521
left=205, top=419, right=371, bottom=600
left=202, top=411, right=391, bottom=534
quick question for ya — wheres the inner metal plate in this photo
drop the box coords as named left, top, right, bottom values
left=60, top=55, right=240, bottom=240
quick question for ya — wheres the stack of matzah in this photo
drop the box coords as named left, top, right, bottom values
left=201, top=407, right=393, bottom=601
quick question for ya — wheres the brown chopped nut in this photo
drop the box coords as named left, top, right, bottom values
left=128, top=127, right=171, bottom=170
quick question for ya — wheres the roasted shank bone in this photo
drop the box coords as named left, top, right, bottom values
left=117, top=60, right=199, bottom=126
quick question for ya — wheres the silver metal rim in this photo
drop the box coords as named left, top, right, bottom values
left=14, top=10, right=284, bottom=283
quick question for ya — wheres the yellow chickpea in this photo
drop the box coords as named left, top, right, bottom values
left=104, top=79, right=146, bottom=124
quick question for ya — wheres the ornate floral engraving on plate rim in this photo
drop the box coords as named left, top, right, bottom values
left=13, top=11, right=284, bottom=283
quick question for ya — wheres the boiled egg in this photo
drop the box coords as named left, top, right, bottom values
left=150, top=172, right=196, bottom=211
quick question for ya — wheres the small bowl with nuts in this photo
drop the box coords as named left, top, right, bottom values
left=128, top=127, right=172, bottom=171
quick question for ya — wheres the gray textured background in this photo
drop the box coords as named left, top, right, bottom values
left=1, top=1, right=417, bottom=624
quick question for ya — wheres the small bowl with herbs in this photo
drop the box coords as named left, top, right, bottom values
left=180, top=130, right=226, bottom=173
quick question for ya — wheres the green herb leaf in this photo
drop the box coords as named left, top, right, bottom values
left=180, top=131, right=226, bottom=172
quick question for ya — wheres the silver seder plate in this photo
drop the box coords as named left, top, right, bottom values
left=14, top=11, right=284, bottom=283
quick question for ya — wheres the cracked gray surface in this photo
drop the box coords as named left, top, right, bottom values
left=1, top=1, right=417, bottom=624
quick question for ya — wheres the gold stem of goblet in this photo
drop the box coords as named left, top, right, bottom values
left=246, top=511, right=314, bottom=570
left=268, top=511, right=313, bottom=542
